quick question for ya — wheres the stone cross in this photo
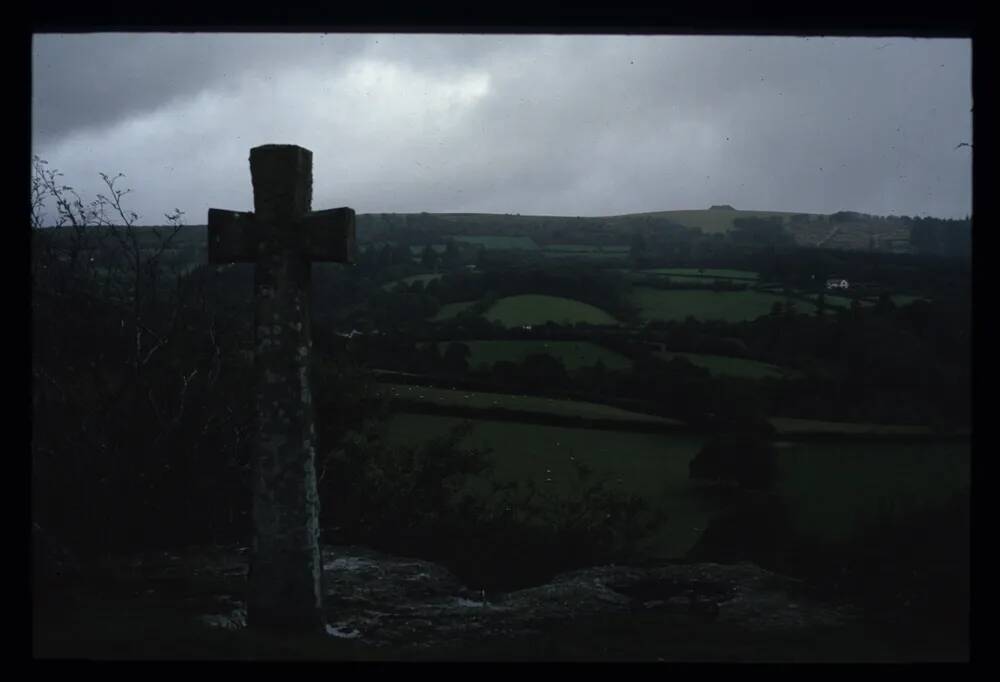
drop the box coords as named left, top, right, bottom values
left=208, top=145, right=355, bottom=632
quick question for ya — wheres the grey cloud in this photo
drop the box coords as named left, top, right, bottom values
left=31, top=34, right=971, bottom=222
left=32, top=33, right=371, bottom=144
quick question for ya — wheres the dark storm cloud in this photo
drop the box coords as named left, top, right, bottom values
left=31, top=34, right=971, bottom=224
left=31, top=34, right=371, bottom=144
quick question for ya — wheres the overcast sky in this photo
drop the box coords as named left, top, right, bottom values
left=32, top=34, right=972, bottom=224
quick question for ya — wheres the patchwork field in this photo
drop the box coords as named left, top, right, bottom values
left=656, top=351, right=792, bottom=380
left=632, top=287, right=813, bottom=323
left=485, top=295, right=620, bottom=327
left=437, top=340, right=633, bottom=372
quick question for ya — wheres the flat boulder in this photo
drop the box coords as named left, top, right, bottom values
left=166, top=545, right=858, bottom=651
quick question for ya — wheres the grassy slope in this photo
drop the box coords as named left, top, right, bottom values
left=632, top=288, right=814, bottom=323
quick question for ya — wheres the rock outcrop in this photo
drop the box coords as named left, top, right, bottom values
left=162, top=545, right=859, bottom=651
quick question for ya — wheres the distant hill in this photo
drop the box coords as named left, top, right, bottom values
left=349, top=208, right=804, bottom=244
left=350, top=208, right=918, bottom=254
left=35, top=207, right=942, bottom=258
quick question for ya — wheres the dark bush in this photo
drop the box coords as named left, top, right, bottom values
left=688, top=488, right=969, bottom=635
left=835, top=489, right=969, bottom=627
left=317, top=425, right=665, bottom=592
left=687, top=492, right=795, bottom=564
left=689, top=434, right=778, bottom=490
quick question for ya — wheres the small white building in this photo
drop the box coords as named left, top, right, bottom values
left=825, top=278, right=849, bottom=290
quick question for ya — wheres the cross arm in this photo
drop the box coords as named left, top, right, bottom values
left=208, top=208, right=258, bottom=263
left=297, top=207, right=356, bottom=264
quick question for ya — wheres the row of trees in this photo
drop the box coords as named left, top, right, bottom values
left=32, top=157, right=259, bottom=559
left=908, top=216, right=972, bottom=259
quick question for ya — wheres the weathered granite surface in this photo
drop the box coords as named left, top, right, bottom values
left=116, top=544, right=860, bottom=651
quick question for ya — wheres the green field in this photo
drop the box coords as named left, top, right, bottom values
left=381, top=273, right=443, bottom=291
left=430, top=300, right=478, bottom=321
left=376, top=383, right=678, bottom=426
left=485, top=295, right=620, bottom=327
left=640, top=268, right=759, bottom=281
left=656, top=351, right=791, bottom=380
left=632, top=287, right=812, bottom=323
left=381, top=412, right=970, bottom=558
left=438, top=340, right=633, bottom=372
